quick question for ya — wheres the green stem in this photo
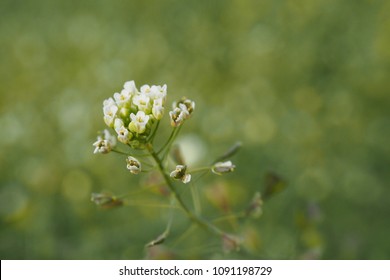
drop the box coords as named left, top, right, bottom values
left=148, top=120, right=160, bottom=144
left=111, top=149, right=130, bottom=156
left=157, top=127, right=178, bottom=155
left=124, top=201, right=179, bottom=209
left=172, top=224, right=196, bottom=248
left=162, top=126, right=182, bottom=160
left=145, top=196, right=176, bottom=247
left=147, top=144, right=223, bottom=237
left=212, top=212, right=246, bottom=223
left=190, top=183, right=201, bottom=215
left=188, top=166, right=211, bottom=173
left=113, top=148, right=150, bottom=158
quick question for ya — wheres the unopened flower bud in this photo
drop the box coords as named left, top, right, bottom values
left=126, top=156, right=141, bottom=174
left=212, top=161, right=236, bottom=175
left=222, top=234, right=242, bottom=253
left=91, top=192, right=123, bottom=208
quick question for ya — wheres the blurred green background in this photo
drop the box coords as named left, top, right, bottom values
left=1, top=0, right=389, bottom=259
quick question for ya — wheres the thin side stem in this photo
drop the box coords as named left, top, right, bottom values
left=157, top=127, right=178, bottom=155
left=188, top=166, right=211, bottom=174
left=190, top=183, right=201, bottom=215
left=148, top=120, right=160, bottom=144
left=161, top=126, right=182, bottom=160
left=145, top=195, right=176, bottom=247
left=124, top=201, right=179, bottom=209
left=111, top=149, right=130, bottom=156
left=147, top=144, right=224, bottom=237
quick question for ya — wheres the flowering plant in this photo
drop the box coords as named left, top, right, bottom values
left=92, top=80, right=258, bottom=252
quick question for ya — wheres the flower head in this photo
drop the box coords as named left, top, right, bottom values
left=103, top=97, right=116, bottom=108
left=126, top=156, right=141, bottom=174
left=92, top=129, right=116, bottom=154
left=173, top=97, right=195, bottom=119
left=123, top=80, right=138, bottom=95
left=169, top=107, right=187, bottom=127
left=152, top=98, right=165, bottom=120
left=113, top=90, right=131, bottom=108
left=150, top=85, right=167, bottom=102
left=114, top=118, right=132, bottom=144
left=169, top=97, right=195, bottom=127
left=103, top=102, right=118, bottom=127
left=129, top=111, right=150, bottom=134
left=99, top=80, right=168, bottom=147
left=133, top=93, right=151, bottom=113
left=170, top=165, right=191, bottom=184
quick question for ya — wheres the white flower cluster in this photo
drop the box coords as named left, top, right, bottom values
left=169, top=97, right=195, bottom=127
left=102, top=81, right=167, bottom=147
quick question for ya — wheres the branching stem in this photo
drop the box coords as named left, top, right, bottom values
left=147, top=144, right=224, bottom=237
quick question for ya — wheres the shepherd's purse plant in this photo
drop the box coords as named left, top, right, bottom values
left=92, top=80, right=261, bottom=251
